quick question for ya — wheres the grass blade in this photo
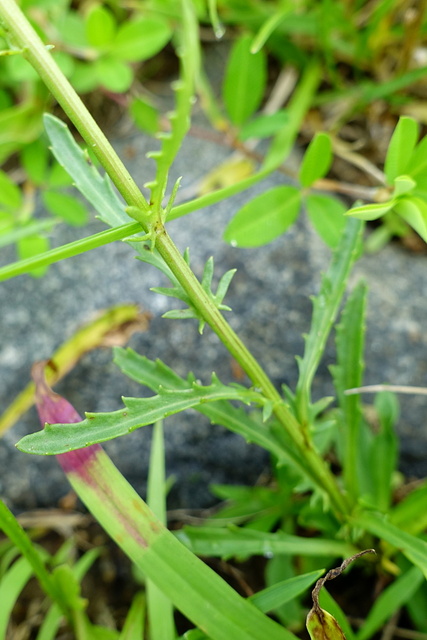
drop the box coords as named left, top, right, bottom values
left=0, top=556, right=33, bottom=638
left=146, top=421, right=175, bottom=640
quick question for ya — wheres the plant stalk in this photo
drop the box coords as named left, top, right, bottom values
left=0, top=0, right=350, bottom=518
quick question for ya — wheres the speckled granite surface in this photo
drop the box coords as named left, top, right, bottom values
left=1, top=91, right=427, bottom=512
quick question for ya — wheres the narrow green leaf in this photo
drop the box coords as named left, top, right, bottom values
left=207, top=0, right=225, bottom=38
left=239, top=110, right=289, bottom=141
left=223, top=186, right=301, bottom=247
left=405, top=134, right=427, bottom=179
left=391, top=481, right=427, bottom=536
left=85, top=5, right=116, bottom=48
left=356, top=566, right=424, bottom=640
left=330, top=282, right=367, bottom=499
left=250, top=570, right=324, bottom=613
left=0, top=217, right=58, bottom=249
left=0, top=222, right=140, bottom=282
left=43, top=114, right=129, bottom=227
left=43, top=190, right=88, bottom=226
left=119, top=591, right=145, bottom=640
left=345, top=201, right=395, bottom=221
left=369, top=392, right=399, bottom=511
left=111, top=16, right=172, bottom=62
left=169, top=168, right=273, bottom=221
left=146, top=422, right=175, bottom=640
left=250, top=9, right=291, bottom=53
left=16, top=376, right=264, bottom=455
left=305, top=194, right=346, bottom=248
left=263, top=63, right=321, bottom=171
left=295, top=217, right=364, bottom=426
left=384, top=116, right=418, bottom=184
left=223, top=34, right=266, bottom=126
left=299, top=133, right=332, bottom=188
left=147, top=0, right=199, bottom=209
left=0, top=557, right=33, bottom=638
left=176, top=526, right=357, bottom=559
left=394, top=195, right=427, bottom=243
left=354, top=511, right=427, bottom=579
left=0, top=501, right=70, bottom=620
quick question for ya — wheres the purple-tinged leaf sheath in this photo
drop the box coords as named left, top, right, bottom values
left=32, top=361, right=101, bottom=474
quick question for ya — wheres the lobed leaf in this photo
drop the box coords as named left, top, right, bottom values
left=295, top=217, right=364, bottom=426
left=16, top=375, right=265, bottom=455
left=113, top=348, right=291, bottom=463
left=43, top=114, right=129, bottom=227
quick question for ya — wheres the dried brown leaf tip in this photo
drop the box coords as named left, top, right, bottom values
left=306, top=549, right=376, bottom=640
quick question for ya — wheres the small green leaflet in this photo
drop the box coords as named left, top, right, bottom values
left=305, top=194, right=346, bottom=248
left=394, top=196, right=427, bottom=243
left=222, top=34, right=266, bottom=126
left=299, top=133, right=332, bottom=188
left=223, top=186, right=301, bottom=247
left=384, top=116, right=418, bottom=184
left=16, top=375, right=265, bottom=455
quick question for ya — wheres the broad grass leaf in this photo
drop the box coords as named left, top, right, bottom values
left=306, top=194, right=346, bottom=247
left=111, top=17, right=172, bottom=62
left=250, top=570, right=324, bottom=614
left=223, top=186, right=301, bottom=247
left=394, top=196, right=427, bottom=242
left=299, top=133, right=332, bottom=187
left=384, top=116, right=418, bottom=184
left=85, top=5, right=116, bottom=48
left=222, top=34, right=266, bottom=126
left=345, top=201, right=394, bottom=221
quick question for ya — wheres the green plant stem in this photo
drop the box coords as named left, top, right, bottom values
left=0, top=0, right=350, bottom=518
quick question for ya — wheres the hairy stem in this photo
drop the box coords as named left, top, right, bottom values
left=0, top=0, right=350, bottom=518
